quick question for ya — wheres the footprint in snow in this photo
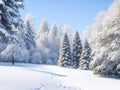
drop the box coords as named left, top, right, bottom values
left=33, top=84, right=45, bottom=90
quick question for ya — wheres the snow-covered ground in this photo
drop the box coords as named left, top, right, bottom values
left=0, top=63, right=120, bottom=90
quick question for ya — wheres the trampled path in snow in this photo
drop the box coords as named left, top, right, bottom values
left=0, top=63, right=120, bottom=90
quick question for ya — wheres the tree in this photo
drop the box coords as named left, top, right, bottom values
left=58, top=33, right=72, bottom=68
left=79, top=39, right=91, bottom=70
left=0, top=0, right=24, bottom=43
left=30, top=49, right=42, bottom=64
left=88, top=0, right=120, bottom=75
left=48, top=23, right=60, bottom=64
left=116, top=64, right=120, bottom=75
left=83, top=11, right=105, bottom=49
left=24, top=13, right=36, bottom=50
left=37, top=18, right=49, bottom=48
left=72, top=31, right=82, bottom=69
left=36, top=18, right=50, bottom=63
left=0, top=44, right=29, bottom=64
left=0, top=0, right=31, bottom=64
left=38, top=18, right=49, bottom=36
left=24, top=13, right=36, bottom=63
left=49, top=23, right=58, bottom=38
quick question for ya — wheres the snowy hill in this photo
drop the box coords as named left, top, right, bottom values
left=0, top=63, right=120, bottom=90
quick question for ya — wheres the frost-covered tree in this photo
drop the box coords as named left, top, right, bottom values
left=30, top=49, right=42, bottom=64
left=85, top=0, right=120, bottom=75
left=83, top=11, right=105, bottom=49
left=24, top=13, right=36, bottom=50
left=38, top=18, right=49, bottom=36
left=40, top=18, right=49, bottom=33
left=47, top=23, right=60, bottom=64
left=37, top=18, right=49, bottom=48
left=49, top=23, right=58, bottom=37
left=0, top=0, right=28, bottom=64
left=80, top=39, right=91, bottom=70
left=0, top=44, right=29, bottom=64
left=72, top=31, right=82, bottom=69
left=58, top=33, right=72, bottom=68
left=36, top=18, right=50, bottom=63
left=62, top=25, right=73, bottom=42
left=36, top=20, right=73, bottom=65
left=116, top=64, right=120, bottom=75
left=0, top=0, right=24, bottom=43
left=24, top=13, right=36, bottom=63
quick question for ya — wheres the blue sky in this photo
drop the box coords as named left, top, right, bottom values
left=20, top=0, right=114, bottom=34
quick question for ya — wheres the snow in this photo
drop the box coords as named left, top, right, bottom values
left=17, top=2, right=23, bottom=5
left=0, top=0, right=4, bottom=5
left=0, top=28, right=9, bottom=37
left=0, top=63, right=120, bottom=90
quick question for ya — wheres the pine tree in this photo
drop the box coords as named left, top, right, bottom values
left=50, top=23, right=58, bottom=37
left=24, top=13, right=36, bottom=50
left=36, top=18, right=50, bottom=63
left=38, top=18, right=49, bottom=36
left=72, top=31, right=82, bottom=69
left=37, top=18, right=49, bottom=48
left=24, top=13, right=36, bottom=63
left=0, top=0, right=24, bottom=43
left=48, top=23, right=60, bottom=64
left=58, top=33, right=72, bottom=68
left=80, top=39, right=91, bottom=70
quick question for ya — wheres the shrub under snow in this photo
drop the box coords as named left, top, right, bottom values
left=0, top=44, right=30, bottom=63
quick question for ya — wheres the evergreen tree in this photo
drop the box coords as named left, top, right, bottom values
left=50, top=23, right=58, bottom=37
left=37, top=18, right=49, bottom=48
left=0, top=0, right=31, bottom=64
left=0, top=0, right=24, bottom=43
left=72, top=31, right=82, bottom=69
left=58, top=33, right=72, bottom=67
left=80, top=39, right=91, bottom=70
left=48, top=23, right=60, bottom=64
left=24, top=13, right=36, bottom=63
left=24, top=13, right=36, bottom=50
left=38, top=18, right=49, bottom=36
left=36, top=18, right=50, bottom=63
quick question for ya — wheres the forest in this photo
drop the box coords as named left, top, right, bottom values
left=0, top=0, right=120, bottom=76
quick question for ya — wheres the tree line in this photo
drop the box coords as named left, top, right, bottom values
left=58, top=32, right=91, bottom=69
left=0, top=0, right=120, bottom=76
left=0, top=0, right=91, bottom=70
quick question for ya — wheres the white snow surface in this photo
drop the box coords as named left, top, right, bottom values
left=0, top=28, right=9, bottom=37
left=0, top=62, right=120, bottom=90
left=0, top=0, right=4, bottom=5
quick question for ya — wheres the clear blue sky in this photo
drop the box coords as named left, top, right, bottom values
left=20, top=0, right=114, bottom=34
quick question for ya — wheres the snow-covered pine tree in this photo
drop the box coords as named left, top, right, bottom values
left=48, top=23, right=60, bottom=64
left=0, top=0, right=31, bottom=64
left=24, top=13, right=36, bottom=63
left=38, top=18, right=49, bottom=37
left=58, top=33, right=72, bottom=68
left=24, top=13, right=36, bottom=50
left=72, top=31, right=82, bottom=69
left=49, top=23, right=58, bottom=38
left=36, top=18, right=50, bottom=63
left=0, top=0, right=24, bottom=43
left=80, top=39, right=91, bottom=70
left=37, top=18, right=49, bottom=47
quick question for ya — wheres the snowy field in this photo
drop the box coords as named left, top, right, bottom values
left=0, top=63, right=120, bottom=90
